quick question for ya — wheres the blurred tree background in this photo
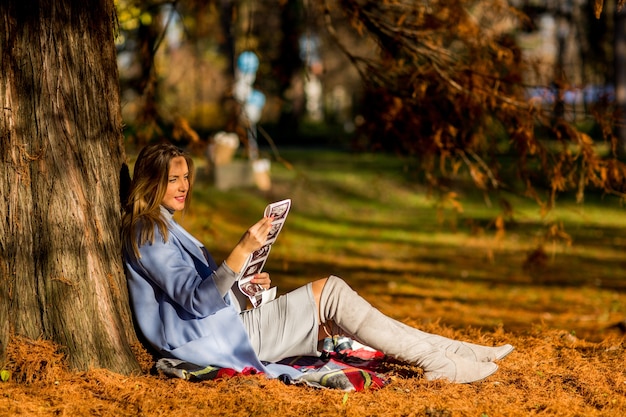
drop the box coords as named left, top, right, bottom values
left=115, top=0, right=626, bottom=207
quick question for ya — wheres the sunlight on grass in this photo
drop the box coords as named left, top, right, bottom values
left=179, top=148, right=626, bottom=341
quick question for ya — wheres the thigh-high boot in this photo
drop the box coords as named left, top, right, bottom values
left=318, top=276, right=500, bottom=383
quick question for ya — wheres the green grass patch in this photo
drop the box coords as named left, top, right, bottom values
left=179, top=148, right=625, bottom=340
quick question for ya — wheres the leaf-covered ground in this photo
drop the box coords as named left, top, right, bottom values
left=2, top=149, right=625, bottom=416
left=2, top=324, right=625, bottom=416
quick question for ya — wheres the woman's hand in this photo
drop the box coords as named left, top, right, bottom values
left=224, top=217, right=273, bottom=274
left=237, top=216, right=273, bottom=253
left=251, top=272, right=271, bottom=290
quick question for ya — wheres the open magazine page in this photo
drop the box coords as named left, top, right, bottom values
left=237, top=199, right=291, bottom=308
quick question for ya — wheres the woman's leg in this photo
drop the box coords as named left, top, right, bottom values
left=310, top=276, right=512, bottom=360
left=311, top=278, right=329, bottom=341
left=311, top=275, right=511, bottom=383
left=393, top=321, right=514, bottom=362
left=240, top=284, right=320, bottom=362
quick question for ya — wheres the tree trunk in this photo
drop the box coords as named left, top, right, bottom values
left=0, top=0, right=140, bottom=373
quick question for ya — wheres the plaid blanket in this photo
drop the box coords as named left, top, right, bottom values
left=156, top=348, right=390, bottom=392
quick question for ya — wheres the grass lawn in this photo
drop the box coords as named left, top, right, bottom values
left=2, top=148, right=625, bottom=416
left=187, top=148, right=626, bottom=341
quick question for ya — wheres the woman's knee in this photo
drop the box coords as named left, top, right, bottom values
left=312, top=275, right=351, bottom=321
left=311, top=277, right=328, bottom=299
left=312, top=275, right=350, bottom=298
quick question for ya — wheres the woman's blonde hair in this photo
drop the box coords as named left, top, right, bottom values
left=122, top=142, right=195, bottom=259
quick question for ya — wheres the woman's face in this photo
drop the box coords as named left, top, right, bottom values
left=161, top=156, right=189, bottom=212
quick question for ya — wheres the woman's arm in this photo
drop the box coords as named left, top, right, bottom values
left=136, top=235, right=228, bottom=317
left=213, top=216, right=273, bottom=297
left=134, top=217, right=273, bottom=316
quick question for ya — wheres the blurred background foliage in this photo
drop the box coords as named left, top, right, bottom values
left=114, top=0, right=626, bottom=210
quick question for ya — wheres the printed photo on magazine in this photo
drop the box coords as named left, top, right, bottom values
left=237, top=199, right=291, bottom=308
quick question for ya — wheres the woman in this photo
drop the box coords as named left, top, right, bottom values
left=122, top=142, right=514, bottom=383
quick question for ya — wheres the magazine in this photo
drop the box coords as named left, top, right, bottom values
left=237, top=199, right=291, bottom=308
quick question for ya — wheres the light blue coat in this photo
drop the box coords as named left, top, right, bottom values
left=124, top=210, right=300, bottom=378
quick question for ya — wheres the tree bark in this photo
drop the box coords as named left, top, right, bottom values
left=0, top=0, right=140, bottom=373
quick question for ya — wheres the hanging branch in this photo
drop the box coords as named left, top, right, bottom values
left=317, top=0, right=626, bottom=204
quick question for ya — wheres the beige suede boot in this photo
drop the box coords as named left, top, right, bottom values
left=319, top=276, right=499, bottom=383
left=394, top=321, right=514, bottom=362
